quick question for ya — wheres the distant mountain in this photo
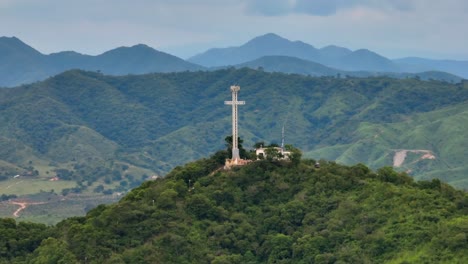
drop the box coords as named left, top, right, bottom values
left=89, top=44, right=204, bottom=75
left=232, top=55, right=462, bottom=82
left=0, top=36, right=48, bottom=87
left=394, top=57, right=468, bottom=79
left=189, top=33, right=320, bottom=67
left=0, top=37, right=204, bottom=87
left=318, top=45, right=352, bottom=59
left=189, top=33, right=398, bottom=72
left=336, top=49, right=398, bottom=72
left=235, top=55, right=340, bottom=76
left=2, top=35, right=466, bottom=87
left=190, top=33, right=468, bottom=78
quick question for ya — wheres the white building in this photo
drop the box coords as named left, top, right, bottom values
left=255, top=146, right=291, bottom=160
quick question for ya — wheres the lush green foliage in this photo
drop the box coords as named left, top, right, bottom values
left=0, top=218, right=49, bottom=263
left=0, top=69, right=467, bottom=192
left=1, top=155, right=467, bottom=263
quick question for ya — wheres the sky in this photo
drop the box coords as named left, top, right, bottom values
left=1, top=0, right=468, bottom=60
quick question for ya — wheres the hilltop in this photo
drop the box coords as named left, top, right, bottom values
left=1, top=155, right=467, bottom=263
left=0, top=69, right=467, bottom=205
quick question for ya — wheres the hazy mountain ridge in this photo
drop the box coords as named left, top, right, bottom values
left=232, top=55, right=462, bottom=82
left=395, top=57, right=468, bottom=79
left=0, top=37, right=204, bottom=87
left=189, top=33, right=321, bottom=67
left=190, top=33, right=468, bottom=78
left=1, top=34, right=466, bottom=87
left=0, top=69, right=467, bottom=190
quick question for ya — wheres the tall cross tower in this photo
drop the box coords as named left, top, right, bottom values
left=225, top=85, right=245, bottom=161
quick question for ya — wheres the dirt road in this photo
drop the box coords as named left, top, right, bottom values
left=10, top=201, right=46, bottom=218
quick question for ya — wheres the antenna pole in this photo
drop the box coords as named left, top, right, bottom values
left=281, top=125, right=285, bottom=150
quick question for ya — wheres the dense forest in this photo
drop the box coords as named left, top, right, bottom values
left=0, top=68, right=466, bottom=194
left=1, top=153, right=467, bottom=263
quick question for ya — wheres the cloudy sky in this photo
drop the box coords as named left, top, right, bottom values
left=1, top=0, right=467, bottom=60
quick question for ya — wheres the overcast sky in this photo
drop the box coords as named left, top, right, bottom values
left=1, top=0, right=467, bottom=60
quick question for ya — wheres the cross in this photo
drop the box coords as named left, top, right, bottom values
left=224, top=85, right=245, bottom=160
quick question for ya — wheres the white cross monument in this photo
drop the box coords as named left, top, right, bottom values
left=225, top=85, right=245, bottom=162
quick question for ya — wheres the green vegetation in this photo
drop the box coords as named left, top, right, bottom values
left=1, top=154, right=467, bottom=263
left=0, top=69, right=466, bottom=212
left=0, top=191, right=120, bottom=225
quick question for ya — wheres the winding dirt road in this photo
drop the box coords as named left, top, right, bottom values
left=10, top=201, right=46, bottom=217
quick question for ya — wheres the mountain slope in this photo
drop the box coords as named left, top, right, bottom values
left=189, top=33, right=320, bottom=67
left=232, top=55, right=462, bottom=82
left=91, top=44, right=203, bottom=74
left=0, top=37, right=204, bottom=87
left=2, top=156, right=467, bottom=263
left=336, top=49, right=398, bottom=72
left=235, top=55, right=340, bottom=76
left=0, top=69, right=466, bottom=191
left=189, top=33, right=400, bottom=72
left=0, top=37, right=48, bottom=86
left=395, top=57, right=468, bottom=79
left=305, top=101, right=468, bottom=186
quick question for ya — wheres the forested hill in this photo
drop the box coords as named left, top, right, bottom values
left=0, top=69, right=467, bottom=192
left=1, top=156, right=468, bottom=263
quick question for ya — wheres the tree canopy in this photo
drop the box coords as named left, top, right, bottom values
left=1, top=153, right=467, bottom=263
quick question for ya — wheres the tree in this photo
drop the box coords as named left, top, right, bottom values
left=30, top=238, right=77, bottom=264
left=225, top=136, right=249, bottom=159
left=264, top=147, right=280, bottom=161
left=285, top=144, right=302, bottom=165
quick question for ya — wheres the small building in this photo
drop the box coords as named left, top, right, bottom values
left=255, top=146, right=291, bottom=160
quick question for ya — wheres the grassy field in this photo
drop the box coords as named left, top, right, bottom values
left=0, top=172, right=150, bottom=225
left=0, top=177, right=77, bottom=195
left=0, top=192, right=120, bottom=225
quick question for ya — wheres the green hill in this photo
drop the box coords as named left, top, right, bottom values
left=0, top=69, right=467, bottom=197
left=1, top=156, right=467, bottom=263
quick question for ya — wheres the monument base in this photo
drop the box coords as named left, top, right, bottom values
left=224, top=158, right=251, bottom=170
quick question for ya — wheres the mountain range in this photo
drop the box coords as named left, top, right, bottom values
left=189, top=33, right=468, bottom=78
left=0, top=34, right=466, bottom=87
left=232, top=55, right=461, bottom=82
left=0, top=69, right=466, bottom=192
left=0, top=36, right=203, bottom=87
